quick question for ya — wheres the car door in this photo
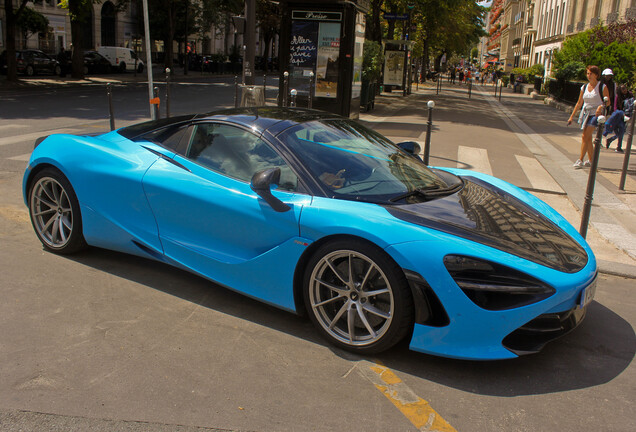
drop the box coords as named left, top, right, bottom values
left=33, top=51, right=46, bottom=74
left=142, top=122, right=310, bottom=305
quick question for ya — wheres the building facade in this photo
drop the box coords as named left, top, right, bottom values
left=484, top=0, right=636, bottom=76
left=1, top=1, right=274, bottom=64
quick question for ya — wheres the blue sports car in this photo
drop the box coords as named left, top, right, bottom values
left=23, top=108, right=597, bottom=360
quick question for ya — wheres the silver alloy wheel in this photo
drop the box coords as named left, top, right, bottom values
left=308, top=250, right=394, bottom=347
left=30, top=177, right=74, bottom=249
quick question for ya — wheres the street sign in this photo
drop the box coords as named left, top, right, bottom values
left=384, top=13, right=409, bottom=20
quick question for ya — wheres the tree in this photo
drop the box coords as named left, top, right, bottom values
left=553, top=22, right=636, bottom=86
left=16, top=7, right=49, bottom=47
left=3, top=0, right=30, bottom=82
left=256, top=0, right=280, bottom=71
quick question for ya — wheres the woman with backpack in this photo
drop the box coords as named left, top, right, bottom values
left=567, top=65, right=611, bottom=169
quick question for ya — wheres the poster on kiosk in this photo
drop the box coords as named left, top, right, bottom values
left=289, top=11, right=342, bottom=99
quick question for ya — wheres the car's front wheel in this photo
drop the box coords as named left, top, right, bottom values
left=304, top=239, right=414, bottom=354
left=28, top=168, right=87, bottom=254
left=25, top=65, right=34, bottom=76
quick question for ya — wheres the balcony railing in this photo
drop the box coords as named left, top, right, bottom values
left=567, top=24, right=574, bottom=33
left=627, top=8, right=636, bottom=20
left=607, top=12, right=618, bottom=23
left=576, top=21, right=585, bottom=31
left=590, top=17, right=600, bottom=27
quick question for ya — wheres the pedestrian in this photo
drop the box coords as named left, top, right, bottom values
left=57, top=48, right=68, bottom=77
left=617, top=84, right=634, bottom=115
left=605, top=84, right=634, bottom=152
left=450, top=68, right=456, bottom=84
left=567, top=65, right=611, bottom=169
left=601, top=69, right=618, bottom=114
left=458, top=69, right=464, bottom=85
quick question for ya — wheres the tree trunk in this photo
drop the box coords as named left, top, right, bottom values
left=4, top=0, right=30, bottom=82
left=68, top=0, right=85, bottom=79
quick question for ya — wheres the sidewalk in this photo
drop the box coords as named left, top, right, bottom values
left=360, top=81, right=636, bottom=278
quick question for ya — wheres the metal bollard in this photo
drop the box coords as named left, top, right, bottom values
left=499, top=81, right=503, bottom=102
left=165, top=68, right=171, bottom=118
left=468, top=80, right=472, bottom=99
left=263, top=74, right=267, bottom=105
left=107, top=83, right=115, bottom=131
left=234, top=76, right=239, bottom=108
left=423, top=100, right=435, bottom=165
left=308, top=72, right=314, bottom=109
left=579, top=115, right=606, bottom=238
left=282, top=71, right=289, bottom=107
left=153, top=86, right=160, bottom=120
left=619, top=112, right=635, bottom=191
left=290, top=89, right=297, bottom=107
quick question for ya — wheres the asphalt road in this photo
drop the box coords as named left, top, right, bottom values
left=0, top=80, right=635, bottom=431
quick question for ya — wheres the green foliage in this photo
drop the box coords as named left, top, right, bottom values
left=16, top=7, right=49, bottom=39
left=553, top=22, right=636, bottom=86
left=512, top=63, right=546, bottom=82
left=362, top=40, right=383, bottom=83
left=554, top=61, right=586, bottom=81
left=529, top=63, right=545, bottom=77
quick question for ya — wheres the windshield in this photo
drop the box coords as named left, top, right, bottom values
left=277, top=119, right=452, bottom=203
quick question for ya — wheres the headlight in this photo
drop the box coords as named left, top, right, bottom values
left=444, top=255, right=556, bottom=311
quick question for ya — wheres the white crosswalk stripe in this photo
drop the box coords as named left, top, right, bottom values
left=0, top=128, right=79, bottom=147
left=0, top=124, right=28, bottom=132
left=457, top=146, right=492, bottom=176
left=515, top=155, right=563, bottom=193
left=8, top=153, right=32, bottom=162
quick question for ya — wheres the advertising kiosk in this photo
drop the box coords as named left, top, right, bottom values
left=278, top=0, right=369, bottom=119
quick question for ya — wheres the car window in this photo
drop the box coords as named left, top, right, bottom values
left=278, top=119, right=447, bottom=201
left=186, top=123, right=298, bottom=191
left=140, top=125, right=189, bottom=152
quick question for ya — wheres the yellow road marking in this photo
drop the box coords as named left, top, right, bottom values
left=357, top=361, right=457, bottom=432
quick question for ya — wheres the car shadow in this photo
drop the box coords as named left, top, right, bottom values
left=367, top=299, right=636, bottom=396
left=65, top=247, right=634, bottom=397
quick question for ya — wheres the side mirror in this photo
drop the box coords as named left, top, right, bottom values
left=397, top=141, right=422, bottom=159
left=250, top=168, right=291, bottom=212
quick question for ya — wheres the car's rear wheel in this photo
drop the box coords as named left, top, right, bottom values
left=304, top=239, right=414, bottom=354
left=28, top=168, right=87, bottom=254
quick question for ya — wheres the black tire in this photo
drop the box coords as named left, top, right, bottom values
left=25, top=65, right=34, bottom=76
left=28, top=168, right=87, bottom=254
left=83, top=65, right=89, bottom=75
left=55, top=65, right=62, bottom=76
left=303, top=239, right=414, bottom=354
left=137, top=64, right=144, bottom=73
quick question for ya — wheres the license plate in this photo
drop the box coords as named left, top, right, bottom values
left=579, top=279, right=597, bottom=308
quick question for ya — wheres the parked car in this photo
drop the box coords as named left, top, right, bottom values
left=0, top=49, right=61, bottom=76
left=97, top=46, right=144, bottom=73
left=23, top=107, right=597, bottom=360
left=83, top=51, right=112, bottom=74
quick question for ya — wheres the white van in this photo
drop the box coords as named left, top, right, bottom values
left=97, top=46, right=144, bottom=73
